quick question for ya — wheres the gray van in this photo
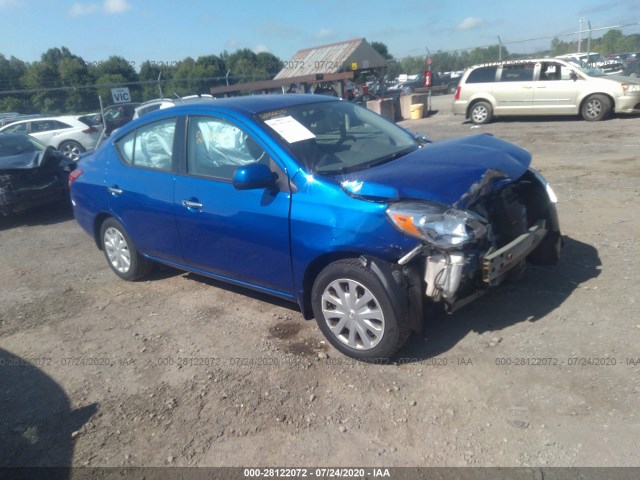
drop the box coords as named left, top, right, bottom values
left=452, top=58, right=640, bottom=124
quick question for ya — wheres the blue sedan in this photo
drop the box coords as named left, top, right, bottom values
left=70, top=94, right=561, bottom=359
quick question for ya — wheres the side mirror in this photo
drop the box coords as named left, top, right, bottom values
left=570, top=72, right=578, bottom=82
left=233, top=163, right=277, bottom=190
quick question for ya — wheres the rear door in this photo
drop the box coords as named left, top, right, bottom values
left=493, top=62, right=536, bottom=115
left=107, top=117, right=183, bottom=263
left=174, top=114, right=294, bottom=297
left=28, top=119, right=69, bottom=146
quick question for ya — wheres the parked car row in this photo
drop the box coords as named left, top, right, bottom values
left=453, top=57, right=640, bottom=124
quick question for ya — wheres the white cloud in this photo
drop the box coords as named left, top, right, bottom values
left=457, top=17, right=484, bottom=31
left=225, top=39, right=240, bottom=49
left=68, top=0, right=131, bottom=16
left=69, top=2, right=99, bottom=16
left=255, top=44, right=270, bottom=54
left=103, top=0, right=130, bottom=13
left=314, top=28, right=336, bottom=40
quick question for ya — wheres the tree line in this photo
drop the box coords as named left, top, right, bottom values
left=0, top=47, right=282, bottom=114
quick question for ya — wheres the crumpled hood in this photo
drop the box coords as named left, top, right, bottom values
left=339, top=134, right=531, bottom=208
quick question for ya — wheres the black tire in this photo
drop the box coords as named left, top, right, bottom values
left=99, top=218, right=152, bottom=281
left=469, top=101, right=493, bottom=124
left=58, top=140, right=85, bottom=161
left=581, top=94, right=611, bottom=121
left=447, top=83, right=457, bottom=95
left=311, top=259, right=409, bottom=360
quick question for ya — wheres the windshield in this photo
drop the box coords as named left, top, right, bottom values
left=257, top=100, right=418, bottom=174
left=0, top=134, right=46, bottom=157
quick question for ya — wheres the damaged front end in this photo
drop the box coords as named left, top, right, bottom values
left=386, top=168, right=561, bottom=313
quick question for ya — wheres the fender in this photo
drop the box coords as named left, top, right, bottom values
left=360, top=255, right=423, bottom=335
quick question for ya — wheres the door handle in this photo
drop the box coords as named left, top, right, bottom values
left=108, top=186, right=123, bottom=195
left=181, top=199, right=203, bottom=209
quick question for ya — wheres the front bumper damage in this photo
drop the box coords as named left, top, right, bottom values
left=398, top=169, right=561, bottom=315
left=482, top=219, right=547, bottom=285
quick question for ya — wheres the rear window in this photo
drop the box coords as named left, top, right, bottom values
left=78, top=115, right=101, bottom=127
left=466, top=66, right=498, bottom=83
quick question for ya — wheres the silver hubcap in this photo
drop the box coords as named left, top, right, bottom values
left=472, top=105, right=487, bottom=123
left=61, top=142, right=81, bottom=160
left=321, top=279, right=385, bottom=350
left=586, top=100, right=602, bottom=118
left=104, top=227, right=131, bottom=273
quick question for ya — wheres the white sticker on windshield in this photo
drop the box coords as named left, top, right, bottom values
left=264, top=116, right=315, bottom=143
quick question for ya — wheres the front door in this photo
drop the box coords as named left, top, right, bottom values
left=174, top=115, right=294, bottom=297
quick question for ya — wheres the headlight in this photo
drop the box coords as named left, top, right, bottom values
left=386, top=201, right=487, bottom=250
left=622, top=83, right=640, bottom=94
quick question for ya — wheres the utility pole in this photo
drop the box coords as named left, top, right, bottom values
left=498, top=35, right=503, bottom=61
left=578, top=17, right=587, bottom=53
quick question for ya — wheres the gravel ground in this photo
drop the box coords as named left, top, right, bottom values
left=1, top=95, right=639, bottom=468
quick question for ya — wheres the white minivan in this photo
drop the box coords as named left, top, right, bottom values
left=452, top=58, right=640, bottom=124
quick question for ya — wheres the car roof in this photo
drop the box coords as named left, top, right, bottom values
left=113, top=94, right=341, bottom=137
left=138, top=98, right=175, bottom=107
left=466, top=58, right=573, bottom=70
left=1, top=115, right=80, bottom=124
left=166, top=93, right=338, bottom=116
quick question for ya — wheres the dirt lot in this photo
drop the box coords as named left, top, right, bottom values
left=1, top=95, right=639, bottom=469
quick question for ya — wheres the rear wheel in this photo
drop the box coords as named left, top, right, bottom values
left=311, top=259, right=409, bottom=360
left=470, top=101, right=493, bottom=124
left=581, top=94, right=611, bottom=121
left=59, top=141, right=85, bottom=161
left=100, top=218, right=152, bottom=281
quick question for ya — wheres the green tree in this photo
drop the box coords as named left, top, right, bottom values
left=138, top=60, right=171, bottom=100
left=255, top=52, right=281, bottom=76
left=226, top=49, right=269, bottom=83
left=370, top=41, right=393, bottom=61
left=92, top=56, right=140, bottom=102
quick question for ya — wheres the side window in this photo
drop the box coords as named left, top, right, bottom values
left=115, top=118, right=176, bottom=171
left=539, top=62, right=572, bottom=81
left=187, top=116, right=267, bottom=180
left=53, top=120, right=72, bottom=129
left=4, top=123, right=28, bottom=134
left=31, top=120, right=58, bottom=132
left=500, top=63, right=535, bottom=82
left=466, top=66, right=498, bottom=83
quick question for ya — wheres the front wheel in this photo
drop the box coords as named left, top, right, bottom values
left=470, top=101, right=493, bottom=124
left=581, top=94, right=611, bottom=121
left=100, top=218, right=152, bottom=281
left=311, top=259, right=409, bottom=360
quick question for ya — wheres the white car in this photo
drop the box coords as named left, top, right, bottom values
left=132, top=98, right=176, bottom=120
left=133, top=95, right=216, bottom=120
left=0, top=115, right=103, bottom=160
left=556, top=52, right=625, bottom=76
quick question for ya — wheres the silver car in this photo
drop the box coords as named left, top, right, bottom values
left=452, top=58, right=640, bottom=124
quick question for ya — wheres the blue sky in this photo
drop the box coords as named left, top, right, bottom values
left=1, top=0, right=638, bottom=67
